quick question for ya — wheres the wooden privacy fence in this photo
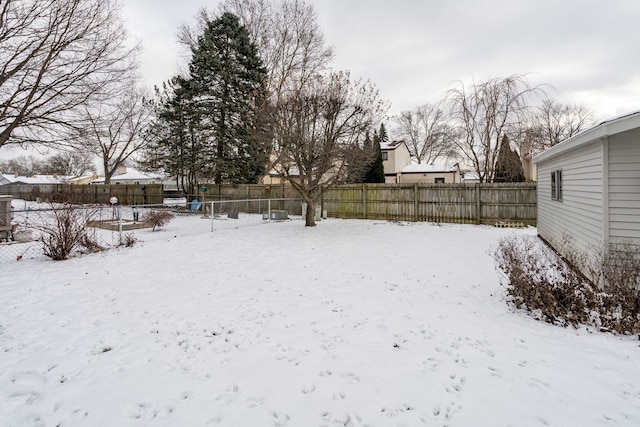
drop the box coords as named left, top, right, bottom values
left=0, top=184, right=164, bottom=205
left=0, top=182, right=537, bottom=225
left=322, top=183, right=537, bottom=226
left=182, top=182, right=537, bottom=225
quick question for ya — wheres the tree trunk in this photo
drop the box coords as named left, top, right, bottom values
left=103, top=160, right=111, bottom=185
left=305, top=200, right=316, bottom=227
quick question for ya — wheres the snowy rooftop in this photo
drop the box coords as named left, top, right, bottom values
left=0, top=173, right=69, bottom=184
left=92, top=167, right=161, bottom=183
left=380, top=140, right=406, bottom=150
left=402, top=162, right=458, bottom=173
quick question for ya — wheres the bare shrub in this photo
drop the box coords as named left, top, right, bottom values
left=120, top=233, right=137, bottom=248
left=79, top=234, right=105, bottom=253
left=36, top=204, right=101, bottom=260
left=495, top=235, right=640, bottom=335
left=142, top=210, right=174, bottom=231
left=494, top=235, right=598, bottom=328
left=597, top=241, right=640, bottom=333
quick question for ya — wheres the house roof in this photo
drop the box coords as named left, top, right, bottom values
left=92, top=167, right=161, bottom=183
left=533, top=109, right=640, bottom=164
left=0, top=173, right=69, bottom=185
left=461, top=171, right=480, bottom=181
left=401, top=162, right=458, bottom=174
left=269, top=165, right=300, bottom=177
left=381, top=140, right=407, bottom=151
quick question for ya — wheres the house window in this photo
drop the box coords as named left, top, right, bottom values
left=551, top=170, right=562, bottom=200
left=434, top=177, right=445, bottom=184
left=382, top=152, right=388, bottom=161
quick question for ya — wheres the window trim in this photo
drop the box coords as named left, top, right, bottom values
left=551, top=170, right=563, bottom=201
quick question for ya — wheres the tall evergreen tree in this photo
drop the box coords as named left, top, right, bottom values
left=140, top=13, right=270, bottom=189
left=363, top=132, right=373, bottom=151
left=378, top=123, right=389, bottom=144
left=188, top=12, right=269, bottom=184
left=493, top=135, right=525, bottom=182
left=364, top=131, right=385, bottom=183
left=140, top=77, right=206, bottom=196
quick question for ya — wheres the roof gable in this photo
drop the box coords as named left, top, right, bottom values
left=381, top=140, right=408, bottom=151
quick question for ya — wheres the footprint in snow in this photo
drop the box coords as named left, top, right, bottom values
left=246, top=397, right=264, bottom=408
left=301, top=384, right=316, bottom=394
left=271, top=410, right=290, bottom=426
left=214, top=384, right=239, bottom=404
left=487, top=365, right=502, bottom=377
left=381, top=404, right=415, bottom=417
left=340, top=372, right=360, bottom=383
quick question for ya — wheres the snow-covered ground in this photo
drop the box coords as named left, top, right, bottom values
left=1, top=216, right=639, bottom=426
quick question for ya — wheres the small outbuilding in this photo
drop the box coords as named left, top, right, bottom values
left=399, top=162, right=462, bottom=184
left=533, top=110, right=640, bottom=280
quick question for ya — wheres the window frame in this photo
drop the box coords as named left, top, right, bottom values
left=551, top=170, right=563, bottom=201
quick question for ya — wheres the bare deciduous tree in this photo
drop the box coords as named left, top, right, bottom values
left=80, top=85, right=152, bottom=184
left=0, top=151, right=93, bottom=175
left=446, top=75, right=543, bottom=182
left=41, top=151, right=95, bottom=176
left=272, top=72, right=387, bottom=226
left=0, top=155, right=39, bottom=175
left=394, top=102, right=456, bottom=164
left=0, top=0, right=138, bottom=150
left=533, top=97, right=593, bottom=150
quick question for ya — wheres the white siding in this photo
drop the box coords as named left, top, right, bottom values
left=537, top=140, right=604, bottom=261
left=608, top=128, right=640, bottom=242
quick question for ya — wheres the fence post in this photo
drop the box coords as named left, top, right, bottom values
left=414, top=183, right=418, bottom=222
left=475, top=183, right=481, bottom=225
left=268, top=199, right=271, bottom=222
left=211, top=200, right=215, bottom=233
left=362, top=184, right=367, bottom=219
left=117, top=204, right=123, bottom=245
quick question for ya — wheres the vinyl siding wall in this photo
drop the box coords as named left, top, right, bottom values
left=608, top=128, right=640, bottom=242
left=537, top=140, right=604, bottom=263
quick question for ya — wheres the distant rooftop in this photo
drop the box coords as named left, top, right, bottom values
left=401, top=162, right=458, bottom=174
left=380, top=140, right=406, bottom=150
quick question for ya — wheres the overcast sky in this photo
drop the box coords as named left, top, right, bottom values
left=2, top=0, right=638, bottom=160
left=123, top=0, right=640, bottom=122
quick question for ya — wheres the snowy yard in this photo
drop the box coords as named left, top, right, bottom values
left=1, top=216, right=639, bottom=426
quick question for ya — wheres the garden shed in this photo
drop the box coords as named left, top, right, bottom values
left=533, top=110, right=640, bottom=280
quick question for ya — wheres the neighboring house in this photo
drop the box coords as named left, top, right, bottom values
left=400, top=163, right=461, bottom=184
left=262, top=162, right=300, bottom=185
left=66, top=174, right=100, bottom=185
left=263, top=170, right=298, bottom=185
left=261, top=151, right=344, bottom=186
left=381, top=141, right=461, bottom=183
left=0, top=173, right=69, bottom=185
left=381, top=140, right=412, bottom=183
left=92, top=166, right=162, bottom=185
left=533, top=110, right=640, bottom=282
left=461, top=171, right=480, bottom=183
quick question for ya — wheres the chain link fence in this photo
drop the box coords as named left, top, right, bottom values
left=0, top=198, right=302, bottom=264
